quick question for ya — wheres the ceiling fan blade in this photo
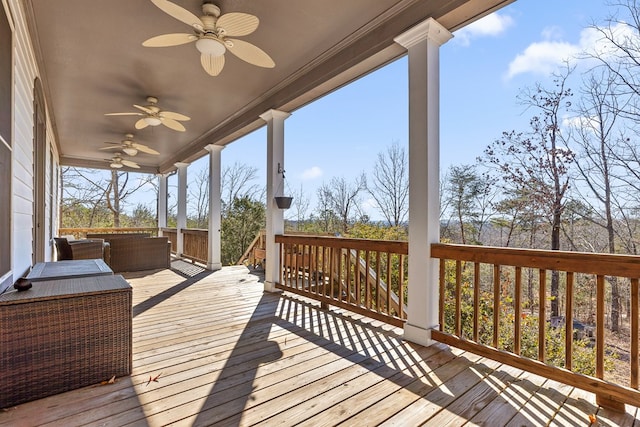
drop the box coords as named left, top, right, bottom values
left=121, top=159, right=141, bottom=169
left=162, top=117, right=186, bottom=132
left=161, top=111, right=190, bottom=121
left=217, top=13, right=259, bottom=37
left=226, top=39, right=275, bottom=68
left=135, top=118, right=150, bottom=130
left=132, top=143, right=160, bottom=155
left=98, top=146, right=119, bottom=151
left=133, top=104, right=155, bottom=114
left=150, top=0, right=203, bottom=29
left=143, top=33, right=196, bottom=47
left=201, top=53, right=225, bottom=76
left=105, top=112, right=143, bottom=116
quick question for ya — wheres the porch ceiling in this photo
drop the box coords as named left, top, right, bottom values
left=25, top=0, right=513, bottom=174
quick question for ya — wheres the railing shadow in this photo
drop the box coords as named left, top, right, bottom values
left=130, top=259, right=212, bottom=318
left=201, top=292, right=599, bottom=425
left=192, top=292, right=283, bottom=426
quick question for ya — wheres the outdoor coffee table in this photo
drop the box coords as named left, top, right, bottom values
left=26, top=259, right=113, bottom=282
left=0, top=274, right=132, bottom=407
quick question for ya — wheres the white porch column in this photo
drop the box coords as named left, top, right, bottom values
left=259, top=109, right=291, bottom=292
left=395, top=18, right=452, bottom=346
left=157, top=173, right=168, bottom=236
left=205, top=144, right=223, bottom=270
left=175, top=162, right=189, bottom=257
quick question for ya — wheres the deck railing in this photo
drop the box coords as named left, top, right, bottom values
left=275, top=234, right=408, bottom=327
left=182, top=228, right=208, bottom=264
left=159, top=228, right=208, bottom=264
left=160, top=228, right=177, bottom=253
left=59, top=227, right=158, bottom=239
left=431, top=243, right=640, bottom=408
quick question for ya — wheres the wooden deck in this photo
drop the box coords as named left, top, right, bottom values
left=1, top=261, right=639, bottom=426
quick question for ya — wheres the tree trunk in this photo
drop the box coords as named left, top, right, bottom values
left=606, top=202, right=619, bottom=332
left=112, top=170, right=121, bottom=227
left=550, top=209, right=561, bottom=318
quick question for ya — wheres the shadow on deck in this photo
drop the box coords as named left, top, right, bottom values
left=1, top=264, right=638, bottom=426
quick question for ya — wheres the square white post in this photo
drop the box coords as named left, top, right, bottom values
left=157, top=173, right=168, bottom=236
left=175, top=162, right=189, bottom=257
left=395, top=18, right=452, bottom=346
left=205, top=144, right=223, bottom=270
left=260, top=109, right=291, bottom=292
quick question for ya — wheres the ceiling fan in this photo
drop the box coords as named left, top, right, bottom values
left=142, top=0, right=275, bottom=76
left=105, top=96, right=190, bottom=132
left=99, top=134, right=159, bottom=157
left=108, top=153, right=140, bottom=169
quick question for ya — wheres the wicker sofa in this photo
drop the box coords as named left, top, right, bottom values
left=86, top=233, right=170, bottom=273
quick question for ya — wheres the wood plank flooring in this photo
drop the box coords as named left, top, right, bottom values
left=1, top=261, right=639, bottom=426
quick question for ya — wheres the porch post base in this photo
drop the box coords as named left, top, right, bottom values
left=403, top=323, right=436, bottom=347
left=264, top=281, right=282, bottom=293
left=206, top=262, right=222, bottom=271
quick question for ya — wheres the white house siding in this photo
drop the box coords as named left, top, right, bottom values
left=1, top=0, right=59, bottom=293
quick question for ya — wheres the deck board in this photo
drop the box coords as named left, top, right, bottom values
left=1, top=263, right=639, bottom=426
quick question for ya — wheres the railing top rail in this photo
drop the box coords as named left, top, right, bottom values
left=276, top=234, right=408, bottom=254
left=432, top=243, right=640, bottom=277
left=181, top=228, right=208, bottom=235
left=60, top=227, right=158, bottom=233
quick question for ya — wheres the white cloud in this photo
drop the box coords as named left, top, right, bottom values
left=454, top=12, right=514, bottom=46
left=301, top=166, right=323, bottom=180
left=562, top=114, right=600, bottom=131
left=506, top=22, right=639, bottom=79
left=361, top=197, right=379, bottom=218
left=505, top=40, right=579, bottom=79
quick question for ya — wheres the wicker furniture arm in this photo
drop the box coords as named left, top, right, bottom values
left=54, top=237, right=110, bottom=263
left=107, top=237, right=171, bottom=272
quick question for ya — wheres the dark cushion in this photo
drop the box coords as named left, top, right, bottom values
left=53, top=237, right=73, bottom=261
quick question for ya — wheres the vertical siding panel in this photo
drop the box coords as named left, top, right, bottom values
left=6, top=0, right=60, bottom=282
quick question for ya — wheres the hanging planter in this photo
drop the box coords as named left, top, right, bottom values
left=274, top=162, right=293, bottom=209
left=275, top=196, right=293, bottom=209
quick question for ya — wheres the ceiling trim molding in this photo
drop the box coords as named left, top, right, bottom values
left=60, top=156, right=159, bottom=175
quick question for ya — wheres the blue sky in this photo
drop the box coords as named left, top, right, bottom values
left=170, top=0, right=615, bottom=220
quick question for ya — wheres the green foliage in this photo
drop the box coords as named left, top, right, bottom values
left=221, top=196, right=265, bottom=265
left=123, top=204, right=157, bottom=228
left=347, top=222, right=407, bottom=241
left=442, top=260, right=616, bottom=376
left=60, top=201, right=113, bottom=228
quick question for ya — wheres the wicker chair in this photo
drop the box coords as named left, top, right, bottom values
left=54, top=237, right=110, bottom=263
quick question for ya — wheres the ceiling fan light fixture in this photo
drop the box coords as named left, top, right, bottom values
left=195, top=37, right=225, bottom=56
left=122, top=147, right=138, bottom=156
left=143, top=116, right=162, bottom=126
left=110, top=161, right=123, bottom=169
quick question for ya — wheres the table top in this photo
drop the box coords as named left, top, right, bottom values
left=0, top=274, right=131, bottom=304
left=26, top=259, right=113, bottom=282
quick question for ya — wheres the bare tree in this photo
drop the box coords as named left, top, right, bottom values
left=222, top=162, right=260, bottom=211
left=188, top=168, right=209, bottom=228
left=569, top=69, right=631, bottom=331
left=588, top=0, right=640, bottom=120
left=62, top=167, right=154, bottom=227
left=367, top=141, right=409, bottom=227
left=315, top=175, right=365, bottom=234
left=482, top=69, right=575, bottom=318
left=287, top=183, right=310, bottom=229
